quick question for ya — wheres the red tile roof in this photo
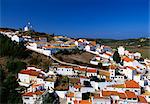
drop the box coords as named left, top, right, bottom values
left=74, top=67, right=86, bottom=72
left=118, top=92, right=126, bottom=99
left=109, top=65, right=116, bottom=70
left=123, top=57, right=134, bottom=62
left=138, top=96, right=148, bottom=103
left=80, top=76, right=89, bottom=79
left=125, top=80, right=140, bottom=88
left=107, top=84, right=125, bottom=88
left=105, top=52, right=112, bottom=56
left=74, top=84, right=81, bottom=88
left=79, top=100, right=92, bottom=104
left=66, top=92, right=74, bottom=97
left=126, top=66, right=136, bottom=70
left=108, top=80, right=140, bottom=88
left=125, top=91, right=137, bottom=98
left=22, top=91, right=44, bottom=96
left=102, top=90, right=139, bottom=99
left=19, top=69, right=40, bottom=76
left=102, top=91, right=118, bottom=96
left=86, top=68, right=97, bottom=73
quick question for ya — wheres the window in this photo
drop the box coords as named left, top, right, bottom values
left=133, top=98, right=136, bottom=100
left=128, top=98, right=131, bottom=100
left=135, top=90, right=137, bottom=92
left=24, top=97, right=29, bottom=100
left=111, top=77, right=114, bottom=79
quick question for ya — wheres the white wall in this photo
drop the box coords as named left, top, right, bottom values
left=18, top=73, right=30, bottom=84
left=93, top=99, right=111, bottom=104
left=44, top=81, right=54, bottom=93
left=86, top=72, right=97, bottom=77
left=90, top=60, right=99, bottom=65
left=56, top=67, right=75, bottom=76
left=81, top=87, right=95, bottom=93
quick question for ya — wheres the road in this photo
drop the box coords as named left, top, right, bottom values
left=26, top=46, right=109, bottom=73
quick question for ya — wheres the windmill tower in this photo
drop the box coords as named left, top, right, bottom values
left=24, top=22, right=33, bottom=31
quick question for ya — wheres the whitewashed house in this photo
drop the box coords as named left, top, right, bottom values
left=142, top=91, right=150, bottom=103
left=86, top=68, right=97, bottom=77
left=118, top=46, right=125, bottom=56
left=22, top=90, right=49, bottom=104
left=18, top=69, right=41, bottom=87
left=85, top=45, right=91, bottom=51
left=134, top=52, right=141, bottom=59
left=106, top=80, right=141, bottom=95
left=55, top=66, right=76, bottom=76
left=92, top=96, right=111, bottom=104
left=119, top=66, right=136, bottom=80
left=11, top=35, right=24, bottom=42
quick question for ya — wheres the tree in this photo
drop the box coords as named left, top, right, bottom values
left=1, top=73, right=22, bottom=103
left=0, top=67, right=5, bottom=82
left=0, top=35, right=31, bottom=58
left=113, top=51, right=121, bottom=63
left=98, top=63, right=102, bottom=68
left=6, top=60, right=27, bottom=74
left=82, top=92, right=90, bottom=100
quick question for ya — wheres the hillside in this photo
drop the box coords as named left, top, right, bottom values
left=0, top=34, right=53, bottom=103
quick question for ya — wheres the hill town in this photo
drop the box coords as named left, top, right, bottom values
left=0, top=24, right=150, bottom=104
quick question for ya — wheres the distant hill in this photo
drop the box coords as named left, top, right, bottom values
left=1, top=27, right=149, bottom=47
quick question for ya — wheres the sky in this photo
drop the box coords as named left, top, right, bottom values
left=1, top=0, right=149, bottom=39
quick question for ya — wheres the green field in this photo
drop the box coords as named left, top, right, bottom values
left=125, top=46, right=150, bottom=59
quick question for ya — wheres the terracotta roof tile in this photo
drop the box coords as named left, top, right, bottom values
left=125, top=80, right=140, bottom=88
left=109, top=65, right=116, bottom=70
left=22, top=91, right=44, bottom=96
left=123, top=57, right=134, bottom=62
left=74, top=84, right=81, bottom=89
left=138, top=96, right=148, bottom=103
left=20, top=69, right=40, bottom=76
left=86, top=69, right=97, bottom=73
left=74, top=67, right=86, bottom=72
left=108, top=80, right=140, bottom=88
left=105, top=52, right=112, bottom=56
left=102, top=91, right=118, bottom=96
left=66, top=92, right=74, bottom=97
left=118, top=92, right=126, bottom=99
left=126, top=66, right=136, bottom=70
left=108, top=84, right=125, bottom=88
left=79, top=100, right=92, bottom=104
left=125, top=91, right=137, bottom=98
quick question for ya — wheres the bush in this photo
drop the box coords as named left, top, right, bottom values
left=0, top=35, right=31, bottom=58
left=6, top=60, right=27, bottom=74
left=1, top=73, right=22, bottom=103
left=113, top=51, right=121, bottom=63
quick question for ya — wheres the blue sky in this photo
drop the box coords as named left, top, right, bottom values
left=1, top=0, right=149, bottom=39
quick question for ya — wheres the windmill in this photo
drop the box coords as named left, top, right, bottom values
left=24, top=21, right=33, bottom=31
